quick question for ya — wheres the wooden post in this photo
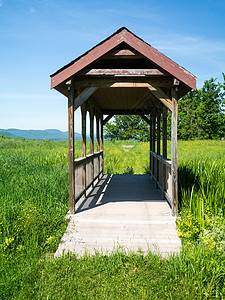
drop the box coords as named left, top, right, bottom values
left=171, top=87, right=178, bottom=215
left=156, top=112, right=161, bottom=186
left=81, top=102, right=87, bottom=197
left=89, top=101, right=94, bottom=186
left=162, top=107, right=167, bottom=158
left=162, top=106, right=167, bottom=199
left=96, top=111, right=100, bottom=152
left=96, top=110, right=100, bottom=178
left=67, top=83, right=75, bottom=214
left=152, top=115, right=156, bottom=180
left=100, top=112, right=104, bottom=173
left=150, top=114, right=152, bottom=176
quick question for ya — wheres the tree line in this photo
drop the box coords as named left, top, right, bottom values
left=104, top=75, right=225, bottom=141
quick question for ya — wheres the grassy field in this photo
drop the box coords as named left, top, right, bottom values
left=0, top=137, right=224, bottom=299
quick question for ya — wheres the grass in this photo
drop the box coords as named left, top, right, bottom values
left=0, top=136, right=224, bottom=299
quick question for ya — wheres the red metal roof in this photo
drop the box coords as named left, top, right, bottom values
left=50, top=27, right=196, bottom=91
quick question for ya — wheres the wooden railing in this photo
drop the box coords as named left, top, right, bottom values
left=150, top=150, right=172, bottom=207
left=74, top=150, right=103, bottom=202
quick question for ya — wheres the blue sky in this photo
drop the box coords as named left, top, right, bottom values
left=0, top=0, right=225, bottom=132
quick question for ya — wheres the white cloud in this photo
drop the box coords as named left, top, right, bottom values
left=0, top=0, right=3, bottom=7
left=150, top=34, right=225, bottom=63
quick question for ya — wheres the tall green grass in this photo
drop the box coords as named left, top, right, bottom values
left=0, top=137, right=224, bottom=299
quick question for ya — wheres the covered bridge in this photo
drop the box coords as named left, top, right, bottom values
left=50, top=27, right=196, bottom=218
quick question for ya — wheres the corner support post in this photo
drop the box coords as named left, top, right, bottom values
left=67, top=82, right=75, bottom=214
left=171, top=87, right=178, bottom=215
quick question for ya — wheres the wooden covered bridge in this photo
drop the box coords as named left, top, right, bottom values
left=51, top=28, right=196, bottom=256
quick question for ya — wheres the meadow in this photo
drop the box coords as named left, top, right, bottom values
left=0, top=136, right=224, bottom=299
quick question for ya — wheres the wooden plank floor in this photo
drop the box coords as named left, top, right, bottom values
left=55, top=174, right=181, bottom=258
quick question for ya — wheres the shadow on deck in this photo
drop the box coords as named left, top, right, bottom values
left=76, top=174, right=166, bottom=214
left=55, top=174, right=181, bottom=258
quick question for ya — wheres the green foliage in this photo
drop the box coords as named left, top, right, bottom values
left=178, top=74, right=225, bottom=140
left=104, top=115, right=149, bottom=141
left=0, top=137, right=224, bottom=299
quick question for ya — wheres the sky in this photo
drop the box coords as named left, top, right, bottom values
left=0, top=0, right=225, bottom=133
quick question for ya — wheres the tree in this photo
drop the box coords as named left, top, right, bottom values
left=104, top=115, right=149, bottom=141
left=177, top=75, right=225, bottom=140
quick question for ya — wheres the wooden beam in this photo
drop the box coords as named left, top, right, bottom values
left=68, top=86, right=75, bottom=214
left=77, top=69, right=166, bottom=76
left=148, top=84, right=172, bottom=111
left=104, top=48, right=140, bottom=56
left=74, top=87, right=97, bottom=111
left=102, top=109, right=154, bottom=115
left=103, top=114, right=114, bottom=125
left=110, top=82, right=159, bottom=88
left=171, top=87, right=178, bottom=216
left=72, top=77, right=174, bottom=88
left=139, top=114, right=151, bottom=126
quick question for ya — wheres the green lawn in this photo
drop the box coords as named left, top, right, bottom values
left=0, top=137, right=224, bottom=299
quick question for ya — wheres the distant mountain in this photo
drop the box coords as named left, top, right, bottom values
left=0, top=129, right=82, bottom=141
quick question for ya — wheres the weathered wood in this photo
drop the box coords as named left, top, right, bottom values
left=96, top=111, right=100, bottom=179
left=103, top=114, right=114, bottom=125
left=74, top=87, right=97, bottom=111
left=162, top=106, right=167, bottom=199
left=89, top=103, right=94, bottom=154
left=162, top=107, right=167, bottom=158
left=103, top=48, right=140, bottom=56
left=171, top=87, right=178, bottom=216
left=81, top=102, right=87, bottom=197
left=139, top=114, right=151, bottom=126
left=100, top=112, right=104, bottom=173
left=152, top=116, right=156, bottom=153
left=72, top=77, right=174, bottom=89
left=102, top=109, right=153, bottom=115
left=152, top=115, right=156, bottom=180
left=110, top=82, right=162, bottom=88
left=150, top=114, right=153, bottom=176
left=157, top=113, right=161, bottom=156
left=89, top=101, right=94, bottom=186
left=74, top=151, right=103, bottom=202
left=77, top=69, right=166, bottom=76
left=156, top=113, right=161, bottom=184
left=68, top=85, right=75, bottom=214
left=51, top=28, right=196, bottom=92
left=148, top=84, right=172, bottom=111
left=96, top=112, right=100, bottom=152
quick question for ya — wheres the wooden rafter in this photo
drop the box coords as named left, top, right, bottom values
left=74, top=87, right=97, bottom=111
left=139, top=114, right=151, bottom=126
left=148, top=84, right=172, bottom=111
left=103, top=114, right=114, bottom=125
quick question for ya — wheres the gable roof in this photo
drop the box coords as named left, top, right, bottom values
left=50, top=27, right=196, bottom=91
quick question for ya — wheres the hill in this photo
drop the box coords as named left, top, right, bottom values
left=0, top=129, right=82, bottom=141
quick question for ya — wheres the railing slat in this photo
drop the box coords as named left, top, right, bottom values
left=150, top=150, right=172, bottom=205
left=74, top=151, right=103, bottom=203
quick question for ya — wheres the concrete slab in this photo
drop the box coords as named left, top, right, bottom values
left=55, top=175, right=181, bottom=258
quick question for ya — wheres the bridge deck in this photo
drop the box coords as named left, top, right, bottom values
left=55, top=174, right=181, bottom=258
